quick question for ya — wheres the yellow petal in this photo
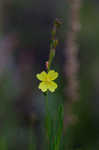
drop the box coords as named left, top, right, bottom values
left=38, top=81, right=48, bottom=92
left=48, top=70, right=58, bottom=81
left=48, top=81, right=58, bottom=92
left=36, top=71, right=47, bottom=81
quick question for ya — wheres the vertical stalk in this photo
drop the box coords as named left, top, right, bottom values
left=44, top=19, right=62, bottom=149
left=47, top=19, right=62, bottom=71
left=45, top=91, right=50, bottom=150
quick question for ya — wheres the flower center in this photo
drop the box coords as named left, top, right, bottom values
left=46, top=76, right=50, bottom=82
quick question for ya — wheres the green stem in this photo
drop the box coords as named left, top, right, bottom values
left=47, top=19, right=62, bottom=71
left=45, top=91, right=49, bottom=116
left=48, top=49, right=55, bottom=71
left=45, top=92, right=51, bottom=149
left=44, top=19, right=62, bottom=150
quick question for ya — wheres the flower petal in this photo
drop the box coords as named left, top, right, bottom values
left=48, top=70, right=58, bottom=81
left=48, top=81, right=58, bottom=92
left=38, top=82, right=48, bottom=92
left=36, top=71, right=47, bottom=81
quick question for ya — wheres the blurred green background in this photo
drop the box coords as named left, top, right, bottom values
left=0, top=0, right=99, bottom=150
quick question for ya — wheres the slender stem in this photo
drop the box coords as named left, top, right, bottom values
left=44, top=19, right=62, bottom=149
left=48, top=49, right=55, bottom=71
left=45, top=91, right=49, bottom=116
left=47, top=19, right=62, bottom=71
left=45, top=91, right=50, bottom=149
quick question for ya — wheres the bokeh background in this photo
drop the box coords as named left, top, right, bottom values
left=0, top=0, right=99, bottom=150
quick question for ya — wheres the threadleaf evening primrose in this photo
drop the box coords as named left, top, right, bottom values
left=36, top=70, right=58, bottom=92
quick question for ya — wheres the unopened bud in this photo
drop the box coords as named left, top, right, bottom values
left=54, top=18, right=63, bottom=27
left=45, top=61, right=49, bottom=70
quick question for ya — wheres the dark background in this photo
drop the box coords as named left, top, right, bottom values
left=0, top=0, right=99, bottom=150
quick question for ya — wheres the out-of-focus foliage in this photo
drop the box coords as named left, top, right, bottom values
left=0, top=0, right=99, bottom=150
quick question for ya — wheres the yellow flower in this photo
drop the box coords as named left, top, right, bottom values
left=36, top=70, right=58, bottom=92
